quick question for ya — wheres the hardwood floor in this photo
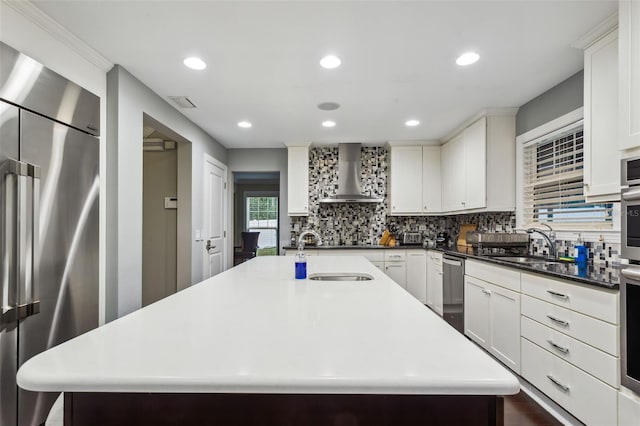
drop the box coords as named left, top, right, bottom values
left=504, top=391, right=563, bottom=426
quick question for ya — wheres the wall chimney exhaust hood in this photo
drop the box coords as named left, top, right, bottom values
left=319, top=143, right=383, bottom=204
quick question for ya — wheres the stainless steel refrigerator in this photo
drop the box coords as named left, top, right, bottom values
left=1, top=42, right=99, bottom=426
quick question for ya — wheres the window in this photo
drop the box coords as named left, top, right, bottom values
left=246, top=196, right=278, bottom=254
left=523, top=124, right=613, bottom=227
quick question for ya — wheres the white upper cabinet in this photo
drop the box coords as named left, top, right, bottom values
left=584, top=29, right=620, bottom=201
left=441, top=134, right=465, bottom=212
left=463, top=117, right=487, bottom=210
left=619, top=0, right=640, bottom=151
left=442, top=112, right=516, bottom=213
left=287, top=145, right=309, bottom=216
left=422, top=146, right=442, bottom=213
left=388, top=144, right=441, bottom=215
left=389, top=146, right=424, bottom=214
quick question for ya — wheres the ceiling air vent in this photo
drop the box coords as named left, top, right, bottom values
left=168, top=96, right=197, bottom=108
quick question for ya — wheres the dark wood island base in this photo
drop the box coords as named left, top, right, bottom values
left=64, top=392, right=504, bottom=426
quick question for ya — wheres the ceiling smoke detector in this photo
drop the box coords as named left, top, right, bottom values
left=168, top=96, right=197, bottom=108
left=317, top=102, right=340, bottom=111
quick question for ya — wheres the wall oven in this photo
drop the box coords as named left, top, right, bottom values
left=621, top=156, right=640, bottom=394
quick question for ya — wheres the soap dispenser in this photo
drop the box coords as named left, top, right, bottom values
left=574, top=233, right=587, bottom=263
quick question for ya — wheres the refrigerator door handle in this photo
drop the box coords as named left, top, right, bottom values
left=19, top=163, right=41, bottom=320
left=1, top=159, right=27, bottom=325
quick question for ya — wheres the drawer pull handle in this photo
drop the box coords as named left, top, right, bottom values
left=481, top=289, right=492, bottom=295
left=546, top=290, right=569, bottom=300
left=546, top=315, right=569, bottom=327
left=547, top=375, right=570, bottom=393
left=546, top=339, right=570, bottom=354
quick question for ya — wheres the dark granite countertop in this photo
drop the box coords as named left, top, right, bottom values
left=282, top=245, right=417, bottom=250
left=283, top=244, right=620, bottom=289
left=434, top=247, right=619, bottom=290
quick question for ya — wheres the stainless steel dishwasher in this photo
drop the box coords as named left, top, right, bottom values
left=442, top=254, right=465, bottom=333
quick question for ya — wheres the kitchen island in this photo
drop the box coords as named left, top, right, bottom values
left=18, top=256, right=519, bottom=425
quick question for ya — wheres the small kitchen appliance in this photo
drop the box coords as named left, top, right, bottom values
left=435, top=232, right=450, bottom=247
left=402, top=232, right=423, bottom=246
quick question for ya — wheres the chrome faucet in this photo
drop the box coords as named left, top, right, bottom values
left=297, top=229, right=323, bottom=250
left=525, top=226, right=556, bottom=258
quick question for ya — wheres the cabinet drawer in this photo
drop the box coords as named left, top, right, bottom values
left=521, top=338, right=617, bottom=426
left=315, top=249, right=384, bottom=262
left=521, top=316, right=619, bottom=388
left=521, top=272, right=618, bottom=324
left=465, top=259, right=520, bottom=292
left=427, top=251, right=442, bottom=266
left=385, top=250, right=406, bottom=262
left=522, top=295, right=618, bottom=356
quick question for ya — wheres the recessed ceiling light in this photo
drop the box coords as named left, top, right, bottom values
left=183, top=57, right=207, bottom=70
left=237, top=121, right=252, bottom=128
left=456, top=52, right=480, bottom=66
left=320, top=55, right=341, bottom=69
left=322, top=120, right=336, bottom=128
left=405, top=120, right=420, bottom=127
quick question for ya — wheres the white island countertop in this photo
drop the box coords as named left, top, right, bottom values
left=18, top=256, right=519, bottom=395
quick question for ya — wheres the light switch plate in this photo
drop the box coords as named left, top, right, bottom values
left=164, top=197, right=177, bottom=209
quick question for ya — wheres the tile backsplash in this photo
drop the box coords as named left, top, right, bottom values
left=289, top=146, right=620, bottom=265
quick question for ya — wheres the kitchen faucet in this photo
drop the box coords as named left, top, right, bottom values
left=298, top=229, right=323, bottom=250
left=525, top=226, right=557, bottom=258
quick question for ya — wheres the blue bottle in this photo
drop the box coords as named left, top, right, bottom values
left=295, top=251, right=307, bottom=279
left=574, top=234, right=588, bottom=263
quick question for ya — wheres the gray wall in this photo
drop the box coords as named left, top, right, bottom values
left=106, top=65, right=227, bottom=321
left=227, top=149, right=289, bottom=257
left=516, top=70, right=584, bottom=136
left=142, top=149, right=177, bottom=306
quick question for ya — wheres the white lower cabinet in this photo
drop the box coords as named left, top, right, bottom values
left=519, top=270, right=621, bottom=425
left=464, top=277, right=490, bottom=347
left=522, top=338, right=618, bottom=426
left=618, top=388, right=640, bottom=426
left=426, top=251, right=443, bottom=316
left=384, top=261, right=407, bottom=289
left=521, top=316, right=619, bottom=388
left=406, top=250, right=427, bottom=303
left=464, top=276, right=520, bottom=373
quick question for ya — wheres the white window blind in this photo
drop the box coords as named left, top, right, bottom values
left=523, top=125, right=613, bottom=226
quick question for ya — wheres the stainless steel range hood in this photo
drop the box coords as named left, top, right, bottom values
left=319, top=143, right=383, bottom=203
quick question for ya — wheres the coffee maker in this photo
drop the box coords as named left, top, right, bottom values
left=435, top=232, right=450, bottom=247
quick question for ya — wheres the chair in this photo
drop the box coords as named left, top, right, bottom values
left=234, top=232, right=260, bottom=265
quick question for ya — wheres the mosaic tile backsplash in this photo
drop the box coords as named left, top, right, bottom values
left=289, top=146, right=620, bottom=265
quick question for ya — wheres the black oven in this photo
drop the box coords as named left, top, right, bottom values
left=621, top=156, right=640, bottom=394
left=621, top=266, right=640, bottom=394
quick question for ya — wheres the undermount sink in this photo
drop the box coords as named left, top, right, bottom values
left=491, top=256, right=562, bottom=265
left=308, top=273, right=374, bottom=281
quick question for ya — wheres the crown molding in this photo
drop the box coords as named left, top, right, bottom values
left=442, top=107, right=519, bottom=143
left=4, top=0, right=113, bottom=72
left=571, top=12, right=618, bottom=49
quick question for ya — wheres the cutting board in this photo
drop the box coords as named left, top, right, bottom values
left=457, top=224, right=478, bottom=248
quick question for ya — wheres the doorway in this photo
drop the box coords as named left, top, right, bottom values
left=233, top=172, right=280, bottom=265
left=141, top=115, right=191, bottom=306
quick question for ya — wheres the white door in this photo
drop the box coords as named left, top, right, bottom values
left=203, top=154, right=226, bottom=279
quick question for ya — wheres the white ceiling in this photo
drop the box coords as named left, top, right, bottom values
left=33, top=0, right=617, bottom=149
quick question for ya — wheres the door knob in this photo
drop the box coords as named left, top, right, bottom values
left=206, top=241, right=216, bottom=252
